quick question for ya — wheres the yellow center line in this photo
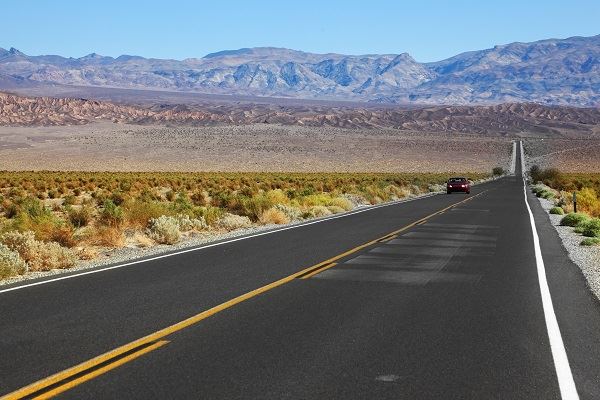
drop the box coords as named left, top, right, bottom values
left=379, top=234, right=398, bottom=242
left=1, top=189, right=487, bottom=400
left=30, top=340, right=169, bottom=400
left=299, top=263, right=338, bottom=279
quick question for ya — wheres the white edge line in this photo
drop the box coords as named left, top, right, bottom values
left=1, top=191, right=443, bottom=294
left=521, top=141, right=579, bottom=400
left=510, top=140, right=517, bottom=175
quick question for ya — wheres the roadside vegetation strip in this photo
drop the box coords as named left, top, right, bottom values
left=528, top=166, right=600, bottom=246
left=523, top=179, right=580, bottom=400
left=0, top=190, right=487, bottom=399
left=0, top=171, right=490, bottom=281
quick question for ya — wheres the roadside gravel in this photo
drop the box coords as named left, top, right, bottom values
left=537, top=196, right=600, bottom=300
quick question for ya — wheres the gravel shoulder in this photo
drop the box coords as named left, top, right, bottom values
left=537, top=196, right=600, bottom=300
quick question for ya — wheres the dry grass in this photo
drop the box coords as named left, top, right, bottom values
left=259, top=208, right=290, bottom=225
left=86, top=226, right=126, bottom=248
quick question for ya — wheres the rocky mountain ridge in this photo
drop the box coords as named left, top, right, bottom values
left=1, top=35, right=599, bottom=106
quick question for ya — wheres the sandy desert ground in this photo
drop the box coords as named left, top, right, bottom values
left=0, top=122, right=514, bottom=173
left=523, top=138, right=600, bottom=171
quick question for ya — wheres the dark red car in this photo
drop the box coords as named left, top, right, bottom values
left=446, top=177, right=470, bottom=194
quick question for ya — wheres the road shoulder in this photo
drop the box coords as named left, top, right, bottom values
left=528, top=185, right=600, bottom=399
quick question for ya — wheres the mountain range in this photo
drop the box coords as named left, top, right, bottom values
left=1, top=35, right=600, bottom=106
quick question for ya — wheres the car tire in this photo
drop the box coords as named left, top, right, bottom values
left=466, top=191, right=470, bottom=194
left=447, top=190, right=451, bottom=194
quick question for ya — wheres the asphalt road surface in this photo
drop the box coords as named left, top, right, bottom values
left=1, top=146, right=600, bottom=399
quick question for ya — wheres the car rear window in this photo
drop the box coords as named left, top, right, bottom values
left=448, top=178, right=466, bottom=183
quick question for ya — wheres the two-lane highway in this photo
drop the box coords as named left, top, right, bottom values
left=2, top=146, right=600, bottom=399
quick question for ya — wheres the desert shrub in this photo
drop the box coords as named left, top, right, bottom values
left=148, top=216, right=181, bottom=244
left=100, top=200, right=124, bottom=227
left=62, top=195, right=76, bottom=206
left=575, top=188, right=599, bottom=215
left=194, top=206, right=224, bottom=226
left=581, top=237, right=600, bottom=246
left=327, top=205, right=346, bottom=214
left=124, top=200, right=171, bottom=228
left=536, top=187, right=555, bottom=200
left=87, top=226, right=125, bottom=247
left=308, top=205, right=332, bottom=218
left=342, top=193, right=368, bottom=207
left=236, top=195, right=272, bottom=221
left=329, top=197, right=353, bottom=211
left=216, top=214, right=252, bottom=230
left=549, top=207, right=565, bottom=215
left=68, top=205, right=94, bottom=227
left=531, top=166, right=563, bottom=187
left=3, top=202, right=19, bottom=219
left=273, top=204, right=302, bottom=221
left=265, top=189, right=289, bottom=205
left=0, top=231, right=76, bottom=271
left=191, top=190, right=211, bottom=206
left=259, top=207, right=290, bottom=225
left=19, top=197, right=51, bottom=219
left=560, top=213, right=590, bottom=227
left=492, top=167, right=505, bottom=176
left=49, top=225, right=77, bottom=248
left=301, top=193, right=333, bottom=207
left=0, top=243, right=27, bottom=279
left=165, top=190, right=176, bottom=201
left=171, top=194, right=194, bottom=215
left=7, top=205, right=70, bottom=245
left=529, top=165, right=541, bottom=181
left=110, top=191, right=127, bottom=206
left=383, top=185, right=409, bottom=200
left=580, top=218, right=600, bottom=238
left=175, top=214, right=207, bottom=231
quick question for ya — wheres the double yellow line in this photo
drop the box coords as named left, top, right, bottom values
left=1, top=190, right=485, bottom=400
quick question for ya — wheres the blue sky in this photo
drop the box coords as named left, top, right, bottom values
left=2, top=0, right=599, bottom=62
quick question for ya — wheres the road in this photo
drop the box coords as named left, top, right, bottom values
left=1, top=145, right=600, bottom=399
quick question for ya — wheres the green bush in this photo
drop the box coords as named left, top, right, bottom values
left=531, top=184, right=555, bottom=199
left=560, top=213, right=590, bottom=227
left=68, top=205, right=94, bottom=227
left=194, top=206, right=224, bottom=226
left=492, top=167, right=505, bottom=176
left=580, top=237, right=600, bottom=246
left=580, top=218, right=600, bottom=238
left=549, top=207, right=565, bottom=215
left=100, top=200, right=124, bottom=227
